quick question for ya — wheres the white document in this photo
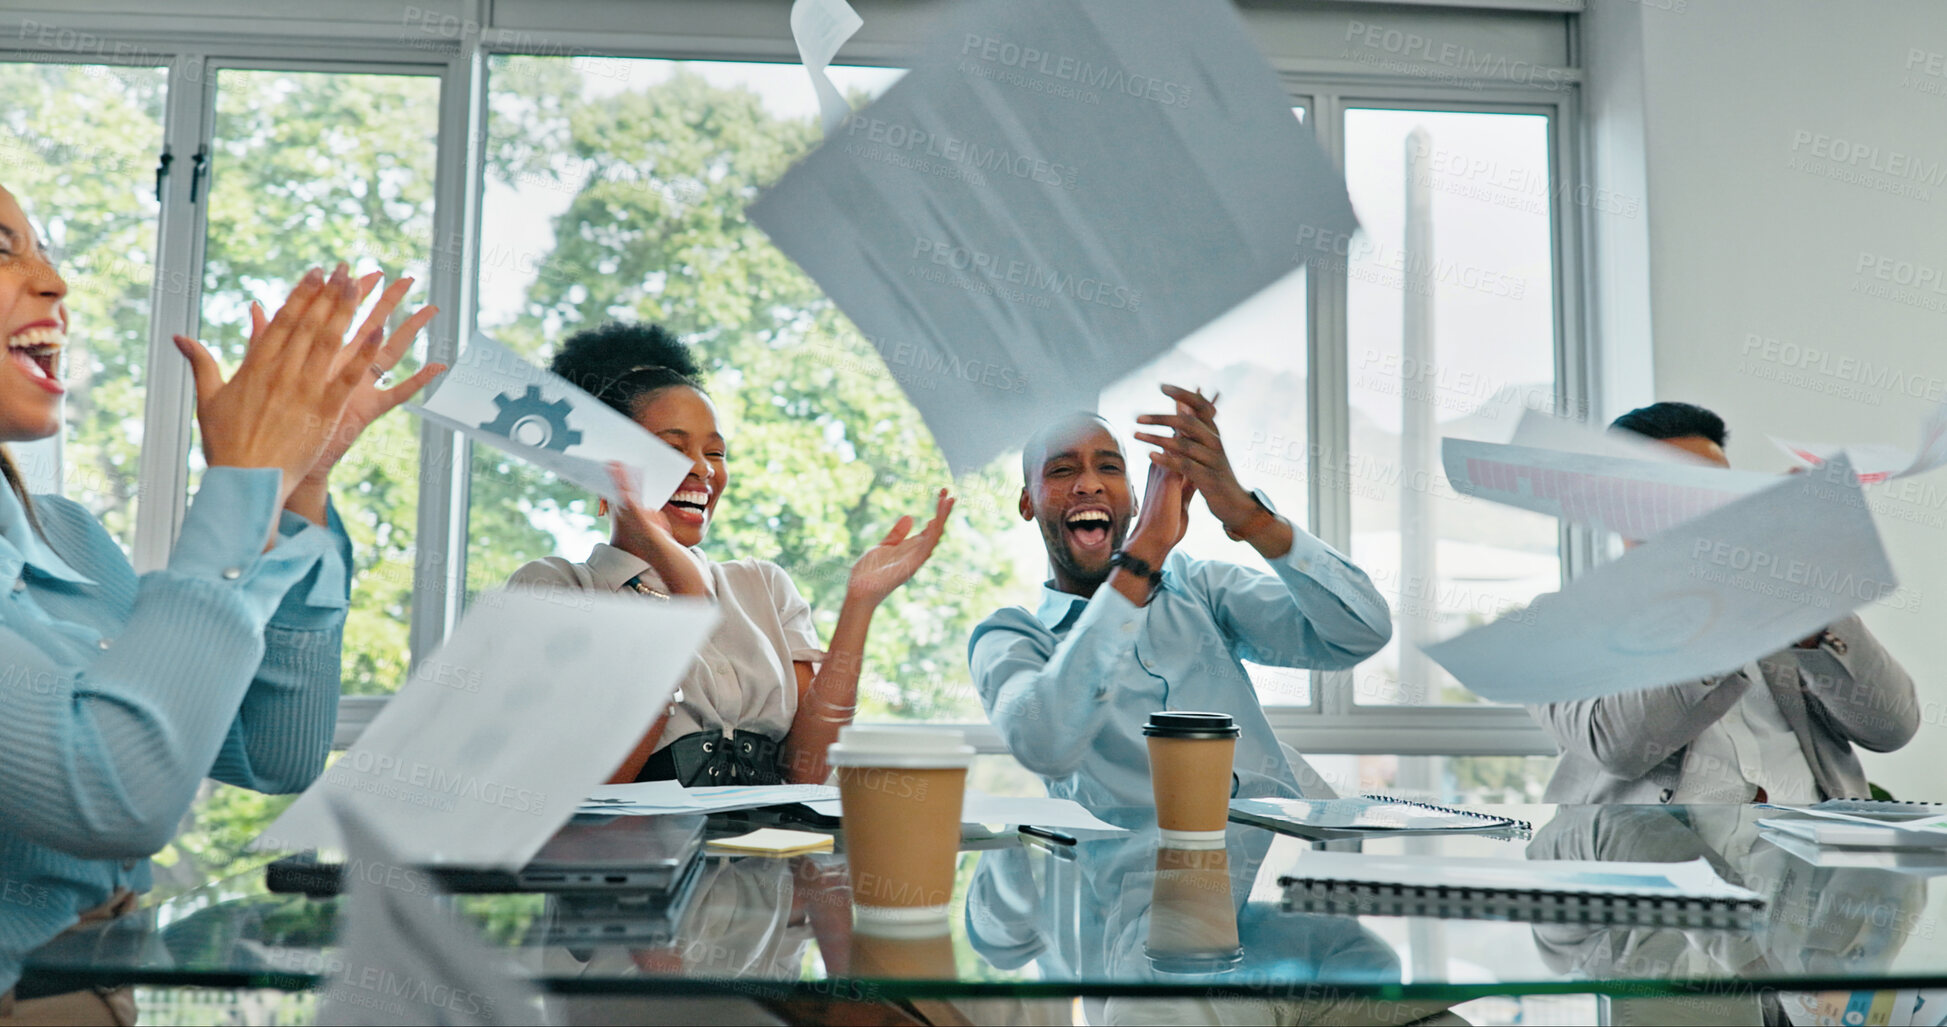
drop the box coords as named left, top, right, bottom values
left=314, top=801, right=543, bottom=1026
left=415, top=332, right=693, bottom=506
left=579, top=782, right=839, bottom=816
left=256, top=591, right=719, bottom=868
left=1508, top=408, right=1720, bottom=465
left=801, top=787, right=1125, bottom=833
left=582, top=779, right=692, bottom=811
left=1757, top=807, right=1947, bottom=848
left=1444, top=436, right=1777, bottom=541
left=1772, top=401, right=1947, bottom=484
left=790, top=0, right=864, bottom=136
left=1424, top=456, right=1897, bottom=704
left=960, top=791, right=1123, bottom=833
left=749, top=0, right=1356, bottom=474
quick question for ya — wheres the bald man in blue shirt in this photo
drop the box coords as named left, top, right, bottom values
left=970, top=386, right=1393, bottom=810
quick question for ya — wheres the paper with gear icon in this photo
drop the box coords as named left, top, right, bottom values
left=412, top=332, right=693, bottom=506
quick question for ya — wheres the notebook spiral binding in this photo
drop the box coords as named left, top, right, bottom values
left=1362, top=794, right=1535, bottom=838
left=1277, top=877, right=1762, bottom=929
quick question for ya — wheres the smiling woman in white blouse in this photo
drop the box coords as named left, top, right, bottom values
left=508, top=322, right=953, bottom=787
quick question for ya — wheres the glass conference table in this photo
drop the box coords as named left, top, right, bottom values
left=17, top=804, right=1947, bottom=1023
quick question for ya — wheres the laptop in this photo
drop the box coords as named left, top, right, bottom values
left=266, top=814, right=708, bottom=896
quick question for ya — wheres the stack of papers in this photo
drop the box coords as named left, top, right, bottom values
left=801, top=789, right=1124, bottom=834
left=581, top=781, right=839, bottom=816
left=1759, top=807, right=1947, bottom=875
left=1758, top=806, right=1947, bottom=848
left=582, top=782, right=1124, bottom=834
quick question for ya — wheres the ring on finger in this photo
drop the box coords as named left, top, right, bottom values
left=369, top=363, right=391, bottom=386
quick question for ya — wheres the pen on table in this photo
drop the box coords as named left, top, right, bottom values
left=1018, top=825, right=1076, bottom=847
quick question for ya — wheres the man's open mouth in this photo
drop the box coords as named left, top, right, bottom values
left=664, top=487, right=710, bottom=527
left=1064, top=506, right=1114, bottom=552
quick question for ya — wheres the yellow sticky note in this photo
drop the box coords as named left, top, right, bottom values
left=708, top=828, right=834, bottom=856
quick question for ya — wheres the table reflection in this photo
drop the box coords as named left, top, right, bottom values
left=8, top=804, right=1947, bottom=1014
left=1528, top=805, right=1928, bottom=1024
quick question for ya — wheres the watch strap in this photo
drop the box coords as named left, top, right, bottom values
left=1109, top=549, right=1161, bottom=585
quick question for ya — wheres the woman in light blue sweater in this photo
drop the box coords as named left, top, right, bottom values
left=0, top=182, right=443, bottom=997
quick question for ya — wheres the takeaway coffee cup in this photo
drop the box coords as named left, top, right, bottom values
left=849, top=919, right=959, bottom=979
left=1144, top=711, right=1239, bottom=848
left=829, top=726, right=975, bottom=925
left=1146, top=844, right=1243, bottom=975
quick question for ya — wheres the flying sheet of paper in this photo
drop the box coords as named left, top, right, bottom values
left=749, top=0, right=1356, bottom=474
left=1444, top=437, right=1777, bottom=541
left=790, top=0, right=863, bottom=136
left=255, top=591, right=719, bottom=868
left=415, top=332, right=693, bottom=506
left=802, top=788, right=1125, bottom=833
left=1772, top=401, right=1947, bottom=484
left=314, top=801, right=543, bottom=1026
left=1425, top=456, right=1897, bottom=704
left=1509, top=409, right=1721, bottom=465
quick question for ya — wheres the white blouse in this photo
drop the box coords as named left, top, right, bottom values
left=508, top=543, right=825, bottom=750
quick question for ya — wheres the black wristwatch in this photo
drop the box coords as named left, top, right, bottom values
left=1108, top=549, right=1162, bottom=589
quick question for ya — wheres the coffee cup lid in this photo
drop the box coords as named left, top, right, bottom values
left=1145, top=945, right=1244, bottom=975
left=1142, top=711, right=1240, bottom=739
left=828, top=725, right=976, bottom=769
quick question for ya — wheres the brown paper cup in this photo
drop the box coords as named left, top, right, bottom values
left=1146, top=735, right=1237, bottom=846
left=830, top=727, right=976, bottom=927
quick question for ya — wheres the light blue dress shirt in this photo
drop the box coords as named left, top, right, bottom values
left=969, top=524, right=1391, bottom=811
left=0, top=468, right=349, bottom=990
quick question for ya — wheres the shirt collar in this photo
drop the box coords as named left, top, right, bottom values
left=1036, top=560, right=1174, bottom=630
left=0, top=486, right=92, bottom=585
left=1035, top=582, right=1088, bottom=631
left=585, top=542, right=711, bottom=596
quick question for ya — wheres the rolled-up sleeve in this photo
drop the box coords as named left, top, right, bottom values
left=968, top=593, right=1142, bottom=778
left=1195, top=525, right=1393, bottom=670
left=0, top=468, right=338, bottom=858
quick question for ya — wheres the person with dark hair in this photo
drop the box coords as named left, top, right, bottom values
left=0, top=182, right=442, bottom=1006
left=1608, top=400, right=1728, bottom=451
left=1529, top=401, right=1918, bottom=804
left=969, top=388, right=1391, bottom=810
left=508, top=322, right=954, bottom=786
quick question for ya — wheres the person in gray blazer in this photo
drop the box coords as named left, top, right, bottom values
left=1531, top=402, right=1920, bottom=805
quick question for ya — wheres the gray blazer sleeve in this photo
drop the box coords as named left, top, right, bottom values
left=1795, top=614, right=1919, bottom=754
left=1528, top=674, right=1750, bottom=782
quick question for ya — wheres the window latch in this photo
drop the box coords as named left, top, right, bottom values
left=153, top=147, right=173, bottom=203
left=189, top=146, right=210, bottom=204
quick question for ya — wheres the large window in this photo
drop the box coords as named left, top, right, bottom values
left=0, top=61, right=166, bottom=544
left=1, top=1, right=1584, bottom=907
left=198, top=67, right=441, bottom=696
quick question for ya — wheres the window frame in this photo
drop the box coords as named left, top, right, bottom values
left=0, top=3, right=1588, bottom=758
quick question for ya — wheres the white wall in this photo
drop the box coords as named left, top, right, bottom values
left=1589, top=0, right=1947, bottom=798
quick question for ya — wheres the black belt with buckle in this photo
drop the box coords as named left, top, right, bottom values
left=636, top=728, right=784, bottom=785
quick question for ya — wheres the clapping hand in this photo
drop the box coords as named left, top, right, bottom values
left=845, top=488, right=955, bottom=605
left=172, top=265, right=384, bottom=508
left=248, top=271, right=444, bottom=488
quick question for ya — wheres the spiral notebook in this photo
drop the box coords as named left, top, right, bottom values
left=1230, top=795, right=1530, bottom=840
left=1279, top=852, right=1765, bottom=928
